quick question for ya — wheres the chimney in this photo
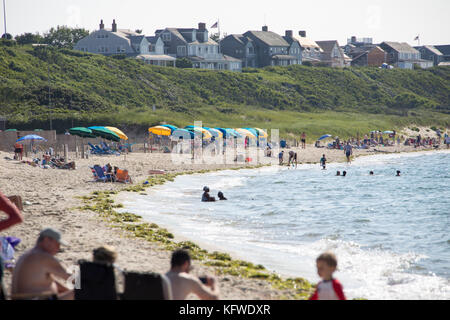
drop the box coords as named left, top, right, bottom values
left=112, top=19, right=117, bottom=32
left=299, top=31, right=306, bottom=37
left=99, top=19, right=104, bottom=30
left=198, top=22, right=206, bottom=31
left=285, top=30, right=293, bottom=37
left=262, top=26, right=268, bottom=32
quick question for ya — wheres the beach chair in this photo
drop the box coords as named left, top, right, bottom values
left=75, top=260, right=118, bottom=300
left=93, top=165, right=112, bottom=182
left=121, top=271, right=172, bottom=300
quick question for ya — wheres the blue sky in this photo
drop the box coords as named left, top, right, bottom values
left=3, top=0, right=449, bottom=45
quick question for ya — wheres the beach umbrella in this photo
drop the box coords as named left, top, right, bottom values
left=148, top=126, right=172, bottom=136
left=5, top=129, right=17, bottom=132
left=254, top=128, right=268, bottom=139
left=245, top=128, right=259, bottom=138
left=204, top=127, right=223, bottom=138
left=185, top=126, right=212, bottom=140
left=160, top=124, right=178, bottom=133
left=16, top=134, right=47, bottom=142
left=318, top=134, right=332, bottom=141
left=34, top=129, right=43, bottom=132
left=234, top=128, right=256, bottom=139
left=214, top=128, right=238, bottom=138
left=88, top=126, right=121, bottom=142
left=105, top=127, right=128, bottom=140
left=69, top=127, right=97, bottom=138
left=227, top=129, right=242, bottom=138
left=383, top=131, right=394, bottom=134
left=171, top=129, right=194, bottom=139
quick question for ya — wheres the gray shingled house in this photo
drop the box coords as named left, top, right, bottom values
left=415, top=45, right=450, bottom=66
left=219, top=34, right=257, bottom=68
left=379, top=42, right=433, bottom=69
left=74, top=19, right=175, bottom=66
left=242, top=26, right=301, bottom=67
left=155, top=23, right=241, bottom=71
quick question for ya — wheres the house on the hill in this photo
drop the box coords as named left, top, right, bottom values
left=414, top=45, right=450, bottom=66
left=348, top=46, right=386, bottom=67
left=316, top=40, right=346, bottom=67
left=379, top=41, right=433, bottom=69
left=74, top=19, right=176, bottom=66
left=242, top=26, right=301, bottom=67
left=219, top=34, right=257, bottom=68
left=155, top=23, right=241, bottom=71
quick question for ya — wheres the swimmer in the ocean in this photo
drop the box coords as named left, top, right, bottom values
left=202, top=186, right=216, bottom=202
left=218, top=192, right=227, bottom=200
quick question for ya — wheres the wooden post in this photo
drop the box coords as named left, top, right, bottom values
left=64, top=144, right=68, bottom=163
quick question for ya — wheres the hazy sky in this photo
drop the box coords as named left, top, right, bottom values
left=2, top=0, right=449, bottom=45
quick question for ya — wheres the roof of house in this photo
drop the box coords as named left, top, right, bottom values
left=136, top=54, right=176, bottom=61
left=244, top=31, right=289, bottom=47
left=145, top=36, right=159, bottom=44
left=316, top=40, right=339, bottom=53
left=156, top=27, right=217, bottom=45
left=419, top=45, right=444, bottom=56
left=434, top=45, right=450, bottom=56
left=381, top=41, right=418, bottom=54
left=292, top=36, right=323, bottom=51
left=227, top=34, right=253, bottom=46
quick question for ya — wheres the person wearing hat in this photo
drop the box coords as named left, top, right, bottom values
left=11, top=228, right=74, bottom=300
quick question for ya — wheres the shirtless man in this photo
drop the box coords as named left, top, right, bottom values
left=165, top=249, right=219, bottom=300
left=11, top=228, right=74, bottom=300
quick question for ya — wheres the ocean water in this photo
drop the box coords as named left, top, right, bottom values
left=119, top=150, right=450, bottom=300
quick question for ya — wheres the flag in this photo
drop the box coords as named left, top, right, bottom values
left=211, top=21, right=218, bottom=29
left=414, top=35, right=419, bottom=41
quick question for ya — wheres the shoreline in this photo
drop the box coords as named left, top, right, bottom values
left=0, top=144, right=447, bottom=299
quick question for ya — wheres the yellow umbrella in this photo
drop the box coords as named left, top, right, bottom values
left=194, top=127, right=212, bottom=140
left=148, top=126, right=172, bottom=136
left=106, top=126, right=128, bottom=140
left=254, top=128, right=268, bottom=139
left=235, top=128, right=257, bottom=139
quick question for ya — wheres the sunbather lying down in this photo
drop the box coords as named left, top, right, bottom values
left=52, top=160, right=76, bottom=170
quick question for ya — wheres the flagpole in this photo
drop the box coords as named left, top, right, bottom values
left=3, top=0, right=7, bottom=37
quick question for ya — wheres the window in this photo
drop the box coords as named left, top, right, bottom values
left=177, top=46, right=186, bottom=56
left=162, top=33, right=171, bottom=42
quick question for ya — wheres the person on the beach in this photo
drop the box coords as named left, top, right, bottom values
left=320, top=154, right=327, bottom=170
left=278, top=151, right=284, bottom=165
left=309, top=252, right=346, bottom=300
left=0, top=191, right=24, bottom=300
left=445, top=135, right=450, bottom=149
left=301, top=132, right=306, bottom=149
left=165, top=249, right=219, bottom=300
left=202, top=187, right=215, bottom=202
left=14, top=141, right=23, bottom=161
left=343, top=142, right=353, bottom=164
left=218, top=192, right=227, bottom=200
left=11, top=228, right=74, bottom=300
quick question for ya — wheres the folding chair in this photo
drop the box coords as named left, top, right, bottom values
left=74, top=260, right=118, bottom=300
left=121, top=271, right=172, bottom=300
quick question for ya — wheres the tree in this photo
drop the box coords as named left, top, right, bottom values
left=176, top=58, right=193, bottom=68
left=43, top=26, right=89, bottom=49
left=15, top=32, right=44, bottom=45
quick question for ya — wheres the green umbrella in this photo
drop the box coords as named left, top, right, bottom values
left=69, top=127, right=97, bottom=138
left=5, top=129, right=17, bottom=132
left=88, top=126, right=120, bottom=142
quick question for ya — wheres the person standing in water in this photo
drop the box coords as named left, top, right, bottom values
left=202, top=187, right=215, bottom=202
left=343, top=142, right=353, bottom=164
left=320, top=154, right=327, bottom=170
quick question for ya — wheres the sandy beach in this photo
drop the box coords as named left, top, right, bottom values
left=0, top=133, right=447, bottom=299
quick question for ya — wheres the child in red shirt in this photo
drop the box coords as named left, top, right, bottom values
left=310, top=252, right=346, bottom=300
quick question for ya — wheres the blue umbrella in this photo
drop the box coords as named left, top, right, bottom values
left=245, top=128, right=259, bottom=138
left=226, top=128, right=242, bottom=138
left=318, top=134, right=332, bottom=141
left=161, top=124, right=178, bottom=133
left=16, top=134, right=47, bottom=142
left=171, top=129, right=194, bottom=139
